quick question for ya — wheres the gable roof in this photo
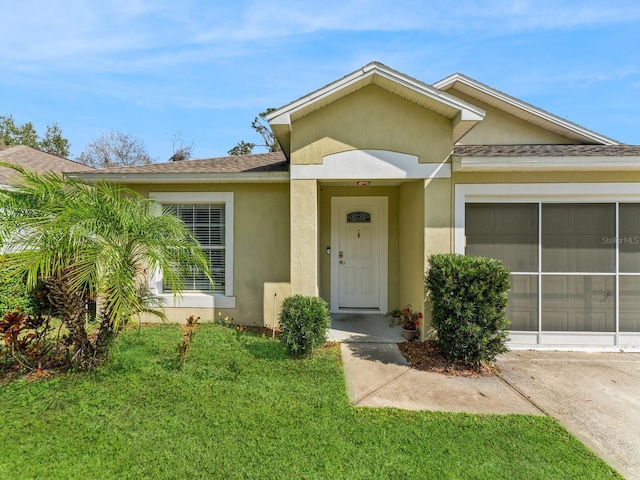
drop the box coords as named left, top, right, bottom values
left=267, top=62, right=486, bottom=157
left=72, top=152, right=288, bottom=184
left=0, top=145, right=94, bottom=186
left=434, top=73, right=619, bottom=146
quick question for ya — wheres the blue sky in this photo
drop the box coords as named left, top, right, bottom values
left=2, top=0, right=640, bottom=161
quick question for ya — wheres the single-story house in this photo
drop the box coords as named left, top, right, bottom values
left=74, top=62, right=640, bottom=350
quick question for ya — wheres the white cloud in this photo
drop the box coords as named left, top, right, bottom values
left=3, top=0, right=640, bottom=75
left=194, top=0, right=640, bottom=42
left=1, top=0, right=639, bottom=129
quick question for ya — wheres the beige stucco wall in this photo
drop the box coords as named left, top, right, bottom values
left=290, top=85, right=453, bottom=165
left=398, top=181, right=425, bottom=319
left=448, top=91, right=577, bottom=145
left=263, top=282, right=291, bottom=330
left=290, top=179, right=319, bottom=296
left=130, top=182, right=290, bottom=325
left=423, top=178, right=453, bottom=258
left=318, top=186, right=400, bottom=308
left=421, top=178, right=454, bottom=338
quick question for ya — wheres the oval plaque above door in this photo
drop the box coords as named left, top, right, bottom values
left=346, top=211, right=371, bottom=223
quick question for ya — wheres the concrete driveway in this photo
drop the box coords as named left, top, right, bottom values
left=496, top=351, right=640, bottom=480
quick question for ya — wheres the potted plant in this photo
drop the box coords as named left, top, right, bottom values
left=386, top=308, right=403, bottom=327
left=400, top=304, right=422, bottom=341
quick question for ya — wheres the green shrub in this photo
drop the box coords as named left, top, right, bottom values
left=0, top=256, right=42, bottom=316
left=279, top=295, right=331, bottom=357
left=425, top=254, right=511, bottom=367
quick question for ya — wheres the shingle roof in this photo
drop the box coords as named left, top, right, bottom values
left=0, top=145, right=94, bottom=185
left=98, top=151, right=288, bottom=174
left=453, top=144, right=640, bottom=157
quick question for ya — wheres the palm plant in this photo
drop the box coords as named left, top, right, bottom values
left=0, top=163, right=211, bottom=369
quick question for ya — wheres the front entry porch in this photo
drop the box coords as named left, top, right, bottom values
left=328, top=313, right=405, bottom=343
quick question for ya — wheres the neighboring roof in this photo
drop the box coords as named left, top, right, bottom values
left=434, top=73, right=619, bottom=146
left=454, top=144, right=640, bottom=157
left=0, top=145, right=94, bottom=185
left=267, top=62, right=486, bottom=157
left=72, top=152, right=289, bottom=184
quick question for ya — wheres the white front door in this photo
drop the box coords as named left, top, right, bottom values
left=331, top=197, right=388, bottom=312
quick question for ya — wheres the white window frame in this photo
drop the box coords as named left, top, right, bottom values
left=455, top=183, right=640, bottom=350
left=149, top=192, right=235, bottom=309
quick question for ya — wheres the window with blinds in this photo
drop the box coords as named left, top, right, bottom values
left=164, top=203, right=225, bottom=293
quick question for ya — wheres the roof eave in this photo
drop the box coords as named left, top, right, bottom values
left=267, top=62, right=486, bottom=155
left=268, top=121, right=292, bottom=159
left=453, top=110, right=485, bottom=143
left=66, top=171, right=291, bottom=184
left=435, top=73, right=620, bottom=146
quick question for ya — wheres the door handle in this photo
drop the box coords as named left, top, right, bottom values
left=339, top=260, right=346, bottom=265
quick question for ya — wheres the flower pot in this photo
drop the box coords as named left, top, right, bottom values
left=401, top=328, right=417, bottom=341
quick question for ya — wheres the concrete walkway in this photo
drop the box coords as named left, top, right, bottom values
left=341, top=343, right=542, bottom=414
left=329, top=313, right=404, bottom=343
left=340, top=343, right=640, bottom=479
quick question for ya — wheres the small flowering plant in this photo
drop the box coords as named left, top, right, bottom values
left=386, top=308, right=403, bottom=327
left=401, top=304, right=423, bottom=331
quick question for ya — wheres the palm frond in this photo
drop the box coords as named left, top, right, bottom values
left=0, top=164, right=212, bottom=329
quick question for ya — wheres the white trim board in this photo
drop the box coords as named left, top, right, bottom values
left=453, top=156, right=640, bottom=172
left=291, top=149, right=451, bottom=180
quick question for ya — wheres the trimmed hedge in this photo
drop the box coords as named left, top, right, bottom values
left=426, top=254, right=511, bottom=366
left=279, top=295, right=331, bottom=357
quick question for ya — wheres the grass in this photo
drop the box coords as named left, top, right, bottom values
left=0, top=324, right=621, bottom=479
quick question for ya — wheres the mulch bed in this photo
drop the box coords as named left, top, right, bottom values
left=398, top=340, right=496, bottom=377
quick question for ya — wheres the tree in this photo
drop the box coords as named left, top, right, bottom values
left=0, top=163, right=211, bottom=370
left=168, top=131, right=193, bottom=162
left=78, top=130, right=154, bottom=168
left=228, top=108, right=282, bottom=155
left=0, top=114, right=71, bottom=157
left=227, top=140, right=255, bottom=156
left=39, top=124, right=71, bottom=159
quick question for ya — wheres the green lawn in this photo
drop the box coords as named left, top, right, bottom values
left=0, top=325, right=620, bottom=479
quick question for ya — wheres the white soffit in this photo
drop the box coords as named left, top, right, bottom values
left=434, top=73, right=619, bottom=146
left=453, top=155, right=640, bottom=172
left=290, top=149, right=451, bottom=179
left=268, top=62, right=486, bottom=155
